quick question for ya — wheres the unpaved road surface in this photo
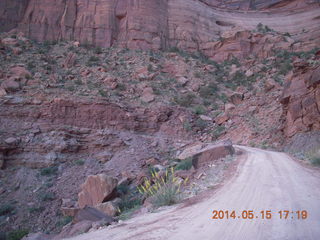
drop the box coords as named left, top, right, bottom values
left=67, top=146, right=320, bottom=240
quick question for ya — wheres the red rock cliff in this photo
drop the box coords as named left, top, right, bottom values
left=1, top=0, right=319, bottom=52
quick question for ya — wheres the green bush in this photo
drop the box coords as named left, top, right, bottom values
left=40, top=192, right=56, bottom=202
left=194, top=118, right=207, bottom=130
left=308, top=149, right=320, bottom=166
left=74, top=159, right=85, bottom=166
left=192, top=105, right=206, bottom=115
left=7, top=229, right=28, bottom=240
left=212, top=125, right=226, bottom=139
left=40, top=166, right=58, bottom=176
left=0, top=204, right=15, bottom=216
left=174, top=93, right=195, bottom=107
left=138, top=168, right=187, bottom=208
left=175, top=157, right=193, bottom=171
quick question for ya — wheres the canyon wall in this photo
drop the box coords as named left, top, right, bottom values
left=1, top=0, right=319, bottom=52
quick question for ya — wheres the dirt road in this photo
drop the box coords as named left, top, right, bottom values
left=66, top=146, right=320, bottom=240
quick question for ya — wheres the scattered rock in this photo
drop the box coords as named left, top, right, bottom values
left=215, top=113, right=229, bottom=125
left=199, top=115, right=212, bottom=121
left=96, top=151, right=113, bottom=164
left=225, top=103, right=236, bottom=112
left=145, top=157, right=158, bottom=166
left=4, top=137, right=19, bottom=145
left=141, top=87, right=155, bottom=103
left=78, top=174, right=118, bottom=208
left=177, top=77, right=188, bottom=86
left=2, top=38, right=18, bottom=46
left=0, top=88, right=6, bottom=97
left=264, top=78, right=276, bottom=92
left=229, top=92, right=244, bottom=105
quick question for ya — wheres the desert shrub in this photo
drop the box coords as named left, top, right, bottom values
left=0, top=204, right=15, bottom=216
left=183, top=120, right=192, bottom=132
left=194, top=118, right=208, bottom=130
left=212, top=125, right=226, bottom=139
left=192, top=105, right=206, bottom=115
left=56, top=216, right=72, bottom=228
left=40, top=192, right=56, bottom=202
left=28, top=206, right=44, bottom=213
left=7, top=229, right=28, bottom=240
left=74, top=159, right=85, bottom=166
left=175, top=157, right=193, bottom=171
left=174, top=93, right=195, bottom=107
left=40, top=166, right=58, bottom=176
left=199, top=83, right=219, bottom=99
left=307, top=149, right=320, bottom=166
left=138, top=168, right=188, bottom=207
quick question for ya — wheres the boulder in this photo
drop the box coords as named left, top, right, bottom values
left=215, top=113, right=229, bottom=125
left=10, top=66, right=32, bottom=79
left=141, top=87, right=155, bottom=103
left=0, top=88, right=7, bottom=97
left=229, top=92, right=243, bottom=105
left=95, top=201, right=118, bottom=217
left=177, top=141, right=235, bottom=169
left=61, top=207, right=80, bottom=217
left=73, top=206, right=114, bottom=224
left=1, top=79, right=20, bottom=92
left=78, top=174, right=118, bottom=208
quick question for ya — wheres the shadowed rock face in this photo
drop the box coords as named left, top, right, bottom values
left=1, top=0, right=319, bottom=53
left=281, top=60, right=320, bottom=138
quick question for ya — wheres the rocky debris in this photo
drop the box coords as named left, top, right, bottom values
left=177, top=141, right=235, bottom=169
left=78, top=174, right=118, bottom=208
left=281, top=64, right=320, bottom=137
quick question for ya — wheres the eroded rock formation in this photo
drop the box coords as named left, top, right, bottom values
left=1, top=0, right=319, bottom=56
left=281, top=58, right=320, bottom=137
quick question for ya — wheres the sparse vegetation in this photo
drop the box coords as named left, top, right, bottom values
left=174, top=93, right=195, bottom=107
left=0, top=204, right=15, bottom=216
left=7, top=229, right=29, bottom=240
left=175, top=157, right=193, bottom=171
left=307, top=149, right=320, bottom=166
left=138, top=168, right=188, bottom=207
left=40, top=166, right=58, bottom=176
left=40, top=192, right=56, bottom=201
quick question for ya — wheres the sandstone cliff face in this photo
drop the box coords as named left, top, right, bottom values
left=1, top=0, right=319, bottom=56
left=281, top=59, right=320, bottom=138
